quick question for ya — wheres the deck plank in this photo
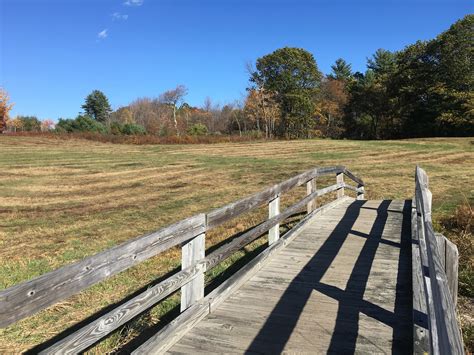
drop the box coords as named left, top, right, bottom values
left=168, top=199, right=413, bottom=354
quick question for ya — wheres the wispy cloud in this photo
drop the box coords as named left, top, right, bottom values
left=97, top=29, right=108, bottom=39
left=124, top=0, right=143, bottom=6
left=112, top=12, right=128, bottom=20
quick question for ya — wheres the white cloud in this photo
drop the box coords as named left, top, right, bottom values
left=112, top=12, right=128, bottom=20
left=124, top=0, right=143, bottom=6
left=97, top=29, right=108, bottom=39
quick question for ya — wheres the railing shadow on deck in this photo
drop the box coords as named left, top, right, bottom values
left=0, top=166, right=365, bottom=354
left=245, top=199, right=413, bottom=354
left=26, top=213, right=306, bottom=354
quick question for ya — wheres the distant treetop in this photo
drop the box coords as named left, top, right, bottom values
left=82, top=90, right=112, bottom=123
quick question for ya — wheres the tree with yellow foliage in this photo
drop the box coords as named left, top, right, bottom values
left=244, top=88, right=280, bottom=138
left=0, top=88, right=14, bottom=133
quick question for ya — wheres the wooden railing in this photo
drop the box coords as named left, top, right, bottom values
left=0, top=166, right=364, bottom=354
left=412, top=166, right=464, bottom=354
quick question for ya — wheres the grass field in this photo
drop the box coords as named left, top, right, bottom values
left=0, top=136, right=473, bottom=353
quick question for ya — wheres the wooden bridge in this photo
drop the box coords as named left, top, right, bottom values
left=0, top=166, right=464, bottom=354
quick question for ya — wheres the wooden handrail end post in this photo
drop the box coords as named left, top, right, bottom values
left=306, top=178, right=317, bottom=213
left=268, top=195, right=280, bottom=245
left=336, top=172, right=344, bottom=198
left=181, top=233, right=205, bottom=312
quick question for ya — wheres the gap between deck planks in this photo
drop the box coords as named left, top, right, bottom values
left=167, top=199, right=413, bottom=354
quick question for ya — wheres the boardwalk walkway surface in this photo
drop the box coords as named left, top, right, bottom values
left=2, top=166, right=462, bottom=354
left=168, top=199, right=413, bottom=354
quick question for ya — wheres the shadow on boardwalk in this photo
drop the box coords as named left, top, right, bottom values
left=246, top=200, right=412, bottom=354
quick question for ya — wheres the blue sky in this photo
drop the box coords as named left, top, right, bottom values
left=1, top=0, right=472, bottom=120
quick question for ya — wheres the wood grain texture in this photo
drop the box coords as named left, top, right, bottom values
left=268, top=196, right=280, bottom=245
left=0, top=214, right=206, bottom=328
left=206, top=166, right=344, bottom=228
left=133, top=197, right=352, bottom=355
left=415, top=166, right=463, bottom=354
left=41, top=261, right=206, bottom=355
left=444, top=237, right=459, bottom=307
left=181, top=233, right=205, bottom=312
left=411, top=196, right=431, bottom=354
left=204, top=183, right=342, bottom=271
left=435, top=233, right=459, bottom=307
left=306, top=178, right=317, bottom=213
left=168, top=199, right=413, bottom=354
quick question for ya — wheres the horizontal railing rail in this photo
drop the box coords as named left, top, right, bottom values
left=413, top=166, right=463, bottom=354
left=0, top=165, right=364, bottom=354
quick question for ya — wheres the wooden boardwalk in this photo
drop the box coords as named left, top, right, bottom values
left=1, top=166, right=462, bottom=354
left=168, top=199, right=413, bottom=354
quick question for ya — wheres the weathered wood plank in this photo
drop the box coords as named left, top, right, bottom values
left=343, top=183, right=364, bottom=194
left=415, top=166, right=463, bottom=354
left=435, top=232, right=447, bottom=270
left=411, top=196, right=431, bottom=354
left=268, top=195, right=280, bottom=245
left=134, top=197, right=352, bottom=355
left=357, top=184, right=365, bottom=200
left=168, top=198, right=412, bottom=354
left=207, top=196, right=352, bottom=313
left=306, top=178, right=317, bottom=213
left=41, top=262, right=206, bottom=354
left=204, top=183, right=343, bottom=271
left=444, top=237, right=459, bottom=307
left=206, top=166, right=344, bottom=228
left=133, top=297, right=210, bottom=355
left=436, top=233, right=459, bottom=307
left=336, top=172, right=344, bottom=198
left=343, top=168, right=364, bottom=186
left=0, top=214, right=206, bottom=328
left=181, top=233, right=205, bottom=312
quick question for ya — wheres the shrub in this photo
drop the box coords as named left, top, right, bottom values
left=55, top=118, right=76, bottom=133
left=242, top=130, right=263, bottom=138
left=187, top=123, right=208, bottom=136
left=17, top=116, right=41, bottom=131
left=110, top=122, right=123, bottom=135
left=55, top=115, right=107, bottom=134
left=121, top=123, right=146, bottom=135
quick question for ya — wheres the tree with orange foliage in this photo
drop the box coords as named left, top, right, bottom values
left=244, top=89, right=280, bottom=138
left=0, top=88, right=14, bottom=133
left=316, top=79, right=348, bottom=138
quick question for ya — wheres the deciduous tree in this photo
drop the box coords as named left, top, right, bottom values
left=0, top=88, right=14, bottom=133
left=250, top=47, right=322, bottom=138
left=244, top=89, right=280, bottom=138
left=316, top=79, right=348, bottom=138
left=159, top=85, right=188, bottom=135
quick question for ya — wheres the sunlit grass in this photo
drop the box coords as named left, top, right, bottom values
left=0, top=136, right=472, bottom=353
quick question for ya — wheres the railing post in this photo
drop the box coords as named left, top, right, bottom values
left=268, top=195, right=280, bottom=245
left=357, top=184, right=365, bottom=200
left=181, top=233, right=205, bottom=312
left=336, top=172, right=344, bottom=198
left=306, top=178, right=317, bottom=213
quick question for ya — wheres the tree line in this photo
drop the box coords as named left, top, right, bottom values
left=1, top=15, right=472, bottom=139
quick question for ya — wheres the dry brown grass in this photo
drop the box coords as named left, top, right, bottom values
left=440, top=199, right=474, bottom=351
left=5, top=131, right=260, bottom=145
left=0, top=136, right=473, bottom=353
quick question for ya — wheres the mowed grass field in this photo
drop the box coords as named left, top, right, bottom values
left=0, top=136, right=473, bottom=353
